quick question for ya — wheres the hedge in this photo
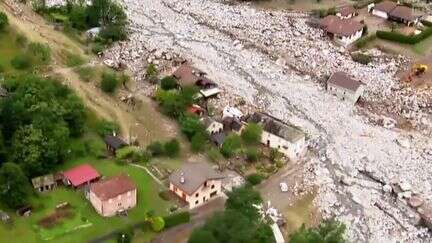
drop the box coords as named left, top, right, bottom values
left=246, top=173, right=264, bottom=186
left=354, top=34, right=377, bottom=48
left=376, top=26, right=432, bottom=45
left=163, top=212, right=191, bottom=228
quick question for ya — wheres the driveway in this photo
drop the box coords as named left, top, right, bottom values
left=151, top=197, right=226, bottom=243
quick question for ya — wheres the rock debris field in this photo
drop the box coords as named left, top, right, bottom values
left=98, top=0, right=432, bottom=241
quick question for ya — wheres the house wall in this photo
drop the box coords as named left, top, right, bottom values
left=328, top=83, right=364, bottom=104
left=206, top=121, right=224, bottom=134
left=334, top=29, right=363, bottom=46
left=90, top=189, right=137, bottom=217
left=372, top=9, right=389, bottom=19
left=170, top=179, right=222, bottom=209
left=261, top=131, right=306, bottom=160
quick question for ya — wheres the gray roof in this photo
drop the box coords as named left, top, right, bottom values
left=104, top=135, right=127, bottom=149
left=210, top=132, right=225, bottom=146
left=169, top=163, right=224, bottom=195
left=247, top=112, right=305, bottom=142
left=31, top=174, right=55, bottom=188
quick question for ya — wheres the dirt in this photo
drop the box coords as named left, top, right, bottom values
left=38, top=208, right=75, bottom=229
left=0, top=1, right=178, bottom=146
left=252, top=0, right=352, bottom=11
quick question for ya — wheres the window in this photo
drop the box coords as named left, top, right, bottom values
left=211, top=185, right=215, bottom=189
left=195, top=193, right=199, bottom=197
left=127, top=191, right=131, bottom=196
left=204, top=181, right=208, bottom=187
left=195, top=200, right=199, bottom=205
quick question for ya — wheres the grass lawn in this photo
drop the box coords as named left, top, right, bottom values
left=412, top=34, right=432, bottom=55
left=0, top=157, right=173, bottom=243
left=0, top=28, right=22, bottom=74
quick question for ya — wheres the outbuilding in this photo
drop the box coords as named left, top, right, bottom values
left=327, top=72, right=364, bottom=104
left=104, top=135, right=127, bottom=156
left=32, top=174, right=56, bottom=193
left=63, top=164, right=101, bottom=188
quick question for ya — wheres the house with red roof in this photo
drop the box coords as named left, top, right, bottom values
left=62, top=164, right=101, bottom=188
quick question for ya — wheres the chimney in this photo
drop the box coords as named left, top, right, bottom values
left=180, top=172, right=185, bottom=184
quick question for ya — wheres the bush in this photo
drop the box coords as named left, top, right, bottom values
left=146, top=63, right=158, bottom=83
left=150, top=216, right=165, bottom=232
left=99, top=24, right=127, bottom=42
left=221, top=134, right=242, bottom=158
left=11, top=54, right=32, bottom=70
left=245, top=148, right=259, bottom=162
left=376, top=26, right=432, bottom=45
left=16, top=34, right=28, bottom=47
left=241, top=123, right=262, bottom=145
left=0, top=12, right=8, bottom=31
left=96, top=120, right=120, bottom=137
left=64, top=51, right=85, bottom=67
left=116, top=146, right=137, bottom=160
left=147, top=141, right=164, bottom=156
left=351, top=52, right=372, bottom=65
left=246, top=173, right=264, bottom=185
left=269, top=148, right=282, bottom=163
left=28, top=42, right=51, bottom=65
left=116, top=227, right=134, bottom=243
left=354, top=34, right=376, bottom=49
left=163, top=212, right=191, bottom=228
left=91, top=42, right=105, bottom=54
left=101, top=72, right=119, bottom=93
left=207, top=148, right=223, bottom=162
left=160, top=76, right=178, bottom=90
left=191, top=132, right=207, bottom=152
left=164, top=138, right=180, bottom=158
left=75, top=66, right=95, bottom=82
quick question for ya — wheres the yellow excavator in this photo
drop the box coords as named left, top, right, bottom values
left=407, top=64, right=428, bottom=82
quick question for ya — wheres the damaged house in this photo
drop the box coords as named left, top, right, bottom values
left=172, top=64, right=221, bottom=98
left=320, top=15, right=364, bottom=46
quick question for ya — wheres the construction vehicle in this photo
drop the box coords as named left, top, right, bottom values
left=407, top=64, right=428, bottom=82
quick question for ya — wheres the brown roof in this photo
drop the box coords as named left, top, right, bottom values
left=389, top=6, right=418, bottom=21
left=327, top=72, right=363, bottom=92
left=90, top=174, right=136, bottom=201
left=169, top=163, right=224, bottom=195
left=320, top=15, right=364, bottom=36
left=374, top=1, right=397, bottom=13
left=338, top=6, right=356, bottom=17
left=172, top=64, right=205, bottom=87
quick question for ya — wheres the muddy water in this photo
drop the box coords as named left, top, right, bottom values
left=283, top=193, right=318, bottom=236
left=252, top=0, right=349, bottom=10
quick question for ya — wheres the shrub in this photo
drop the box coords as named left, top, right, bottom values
left=91, top=42, right=105, bottom=54
left=28, top=42, right=51, bottom=65
left=64, top=51, right=85, bottom=67
left=146, top=63, right=158, bottom=83
left=269, top=148, right=282, bottom=163
left=221, top=134, right=242, bottom=158
left=376, top=27, right=432, bottom=45
left=75, top=66, right=95, bottom=82
left=164, top=138, right=180, bottom=158
left=160, top=76, right=178, bottom=90
left=132, top=150, right=151, bottom=163
left=150, top=216, right=165, bottom=232
left=99, top=25, right=127, bottom=42
left=101, top=72, right=119, bottom=93
left=0, top=64, right=4, bottom=73
left=191, top=132, right=206, bottom=152
left=163, top=212, right=191, bottom=228
left=0, top=12, right=8, bottom=31
left=246, top=173, right=264, bottom=185
left=11, top=54, right=32, bottom=70
left=96, top=120, right=120, bottom=137
left=147, top=141, right=164, bottom=156
left=207, top=148, right=223, bottom=162
left=241, top=123, right=262, bottom=145
left=116, top=228, right=134, bottom=243
left=116, top=146, right=137, bottom=160
left=245, top=148, right=259, bottom=162
left=158, top=191, right=171, bottom=201
left=16, top=34, right=28, bottom=47
left=351, top=52, right=372, bottom=65
left=354, top=34, right=376, bottom=49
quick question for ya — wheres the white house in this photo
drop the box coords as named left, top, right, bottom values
left=327, top=72, right=364, bottom=104
left=201, top=117, right=224, bottom=134
left=169, top=163, right=224, bottom=209
left=371, top=1, right=397, bottom=19
left=222, top=106, right=243, bottom=120
left=320, top=15, right=364, bottom=46
left=247, top=113, right=306, bottom=161
left=371, top=1, right=419, bottom=26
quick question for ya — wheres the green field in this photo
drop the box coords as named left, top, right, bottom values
left=0, top=157, right=172, bottom=243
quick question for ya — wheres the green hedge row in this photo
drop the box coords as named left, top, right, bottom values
left=163, top=211, right=191, bottom=228
left=354, top=34, right=377, bottom=48
left=376, top=27, right=432, bottom=45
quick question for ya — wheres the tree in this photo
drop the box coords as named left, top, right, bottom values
left=179, top=114, right=205, bottom=140
left=221, top=134, right=241, bottom=158
left=147, top=141, right=164, bottom=156
left=226, top=186, right=263, bottom=220
left=0, top=12, right=8, bottom=31
left=87, top=0, right=127, bottom=27
left=289, top=219, right=347, bottom=243
left=101, top=72, right=118, bottom=93
left=0, top=163, right=30, bottom=209
left=245, top=147, right=259, bottom=162
left=160, top=76, right=178, bottom=90
left=191, top=132, right=206, bottom=152
left=241, top=123, right=262, bottom=145
left=150, top=216, right=165, bottom=232
left=164, top=138, right=180, bottom=158
left=188, top=230, right=217, bottom=243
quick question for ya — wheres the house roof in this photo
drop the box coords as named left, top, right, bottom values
left=172, top=64, right=205, bottom=87
left=327, top=72, right=363, bottom=92
left=374, top=1, right=397, bottom=13
left=320, top=15, right=364, bottom=36
left=63, top=164, right=100, bottom=187
left=169, top=163, right=224, bottom=195
left=222, top=116, right=243, bottom=132
left=246, top=113, right=305, bottom=143
left=104, top=135, right=127, bottom=150
left=90, top=174, right=136, bottom=201
left=389, top=6, right=418, bottom=21
left=210, top=132, right=225, bottom=146
left=32, top=174, right=55, bottom=188
left=338, top=6, right=356, bottom=17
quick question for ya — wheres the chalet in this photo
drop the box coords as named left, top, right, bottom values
left=371, top=1, right=419, bottom=26
left=320, top=15, right=364, bottom=46
left=89, top=174, right=137, bottom=217
left=31, top=174, right=56, bottom=193
left=337, top=6, right=357, bottom=19
left=169, top=163, right=224, bottom=209
left=104, top=135, right=127, bottom=156
left=172, top=64, right=221, bottom=97
left=201, top=117, right=224, bottom=134
left=62, top=164, right=101, bottom=188
left=247, top=112, right=306, bottom=160
left=327, top=72, right=364, bottom=104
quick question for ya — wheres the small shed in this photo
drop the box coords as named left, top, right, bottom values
left=31, top=174, right=56, bottom=193
left=104, top=135, right=127, bottom=156
left=63, top=164, right=101, bottom=188
left=327, top=72, right=364, bottom=104
left=0, top=211, right=10, bottom=223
